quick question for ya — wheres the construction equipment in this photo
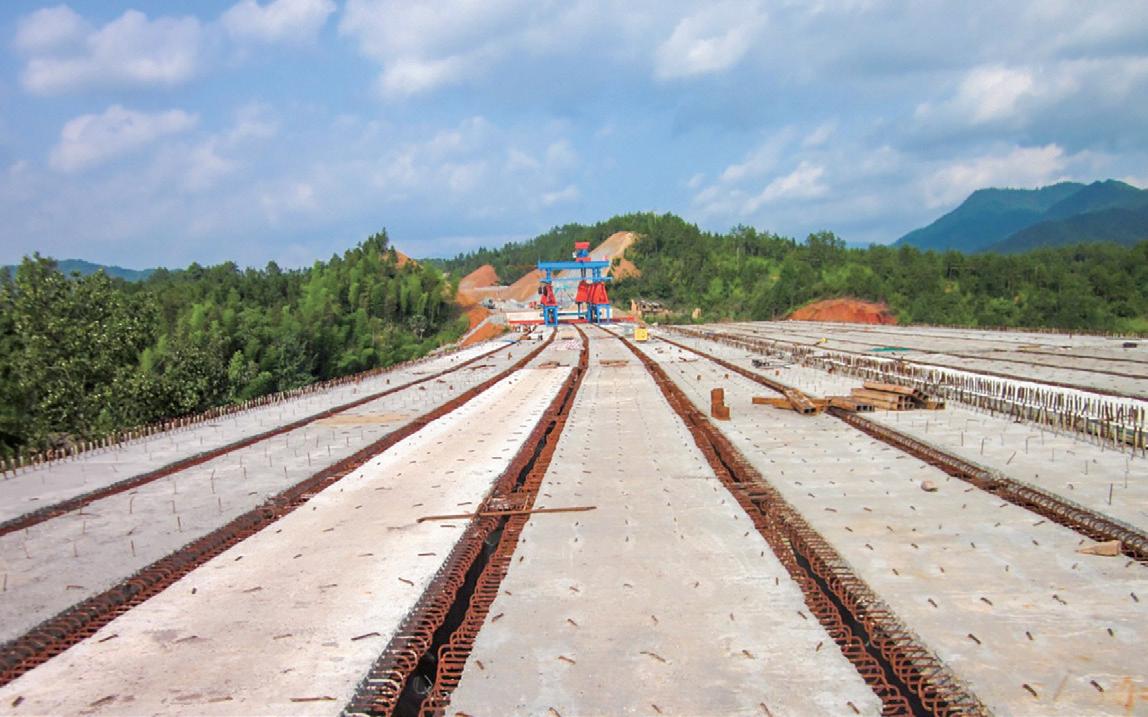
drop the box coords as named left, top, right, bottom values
left=536, top=241, right=613, bottom=326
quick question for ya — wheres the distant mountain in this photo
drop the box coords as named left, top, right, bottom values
left=895, top=182, right=1083, bottom=251
left=2, top=258, right=155, bottom=282
left=895, top=180, right=1148, bottom=253
left=1039, top=179, right=1148, bottom=222
left=986, top=204, right=1148, bottom=253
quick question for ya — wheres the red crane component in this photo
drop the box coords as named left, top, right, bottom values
left=588, top=282, right=609, bottom=305
left=574, top=281, right=591, bottom=304
left=539, top=283, right=558, bottom=306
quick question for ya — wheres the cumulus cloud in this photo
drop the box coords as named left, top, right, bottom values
left=654, top=1, right=766, bottom=80
left=719, top=128, right=795, bottom=184
left=923, top=144, right=1068, bottom=208
left=339, top=0, right=530, bottom=97
left=957, top=66, right=1037, bottom=123
left=222, top=0, right=335, bottom=44
left=14, top=5, right=90, bottom=53
left=541, top=184, right=580, bottom=206
left=916, top=65, right=1045, bottom=128
left=337, top=0, right=650, bottom=98
left=49, top=105, right=198, bottom=173
left=744, top=161, right=828, bottom=212
left=7, top=1, right=1148, bottom=265
left=18, top=9, right=204, bottom=95
left=378, top=55, right=473, bottom=97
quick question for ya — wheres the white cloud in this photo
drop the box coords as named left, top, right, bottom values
left=14, top=5, right=89, bottom=53
left=654, top=2, right=766, bottom=80
left=719, top=128, right=795, bottom=183
left=802, top=122, right=835, bottom=148
left=544, top=140, right=578, bottom=171
left=49, top=105, right=198, bottom=173
left=179, top=142, right=239, bottom=192
left=223, top=103, right=280, bottom=146
left=957, top=66, right=1036, bottom=123
left=337, top=0, right=650, bottom=99
left=19, top=9, right=204, bottom=95
left=506, top=148, right=541, bottom=172
left=915, top=66, right=1042, bottom=127
left=923, top=144, right=1068, bottom=208
left=744, top=161, right=828, bottom=212
left=222, top=0, right=336, bottom=44
left=339, top=0, right=530, bottom=63
left=541, top=184, right=579, bottom=206
left=260, top=181, right=318, bottom=222
left=378, top=55, right=472, bottom=97
left=339, top=0, right=530, bottom=98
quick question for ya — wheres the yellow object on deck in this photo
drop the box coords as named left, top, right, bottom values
left=634, top=326, right=649, bottom=342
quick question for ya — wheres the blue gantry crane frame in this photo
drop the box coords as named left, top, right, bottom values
left=536, top=259, right=613, bottom=326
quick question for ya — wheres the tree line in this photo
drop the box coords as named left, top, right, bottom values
left=0, top=232, right=464, bottom=458
left=440, top=212, right=1148, bottom=331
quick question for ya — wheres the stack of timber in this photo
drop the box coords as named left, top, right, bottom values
left=753, top=381, right=944, bottom=415
left=840, top=381, right=945, bottom=412
left=751, top=390, right=824, bottom=415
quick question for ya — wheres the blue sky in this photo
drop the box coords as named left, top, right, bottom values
left=1, top=1, right=1146, bottom=269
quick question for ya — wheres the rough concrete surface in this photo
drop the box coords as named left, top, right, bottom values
left=640, top=337, right=1148, bottom=716
left=0, top=357, right=571, bottom=715
left=0, top=339, right=527, bottom=643
left=720, top=321, right=1148, bottom=398
left=447, top=329, right=881, bottom=717
left=667, top=331, right=1148, bottom=534
left=3, top=320, right=1147, bottom=717
left=0, top=340, right=511, bottom=525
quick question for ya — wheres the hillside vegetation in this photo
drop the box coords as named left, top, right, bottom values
left=0, top=232, right=463, bottom=458
left=441, top=212, right=1148, bottom=332
left=896, top=180, right=1148, bottom=252
left=0, top=259, right=157, bottom=283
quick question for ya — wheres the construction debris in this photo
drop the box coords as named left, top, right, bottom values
left=1076, top=540, right=1122, bottom=557
left=711, top=388, right=730, bottom=420
left=753, top=380, right=942, bottom=415
left=834, top=382, right=945, bottom=412
left=416, top=506, right=598, bottom=524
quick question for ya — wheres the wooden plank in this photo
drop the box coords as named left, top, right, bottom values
left=417, top=506, right=598, bottom=523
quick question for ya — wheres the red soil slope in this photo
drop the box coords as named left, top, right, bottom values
left=455, top=264, right=501, bottom=337
left=394, top=250, right=416, bottom=268
left=503, top=269, right=545, bottom=303
left=592, top=231, right=641, bottom=280
left=787, top=298, right=897, bottom=324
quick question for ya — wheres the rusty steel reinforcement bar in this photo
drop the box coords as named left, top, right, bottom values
left=0, top=338, right=522, bottom=540
left=716, top=323, right=1148, bottom=398
left=673, top=325, right=1147, bottom=449
left=661, top=331, right=1148, bottom=564
left=343, top=328, right=589, bottom=717
left=616, top=329, right=988, bottom=717
left=0, top=331, right=555, bottom=689
left=731, top=323, right=1148, bottom=383
left=833, top=408, right=1148, bottom=564
left=656, top=332, right=799, bottom=397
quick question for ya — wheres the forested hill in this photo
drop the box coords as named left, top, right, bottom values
left=434, top=213, right=668, bottom=280
left=0, top=232, right=463, bottom=457
left=986, top=203, right=1148, bottom=253
left=896, top=180, right=1148, bottom=252
left=440, top=211, right=1148, bottom=333
left=0, top=259, right=155, bottom=282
